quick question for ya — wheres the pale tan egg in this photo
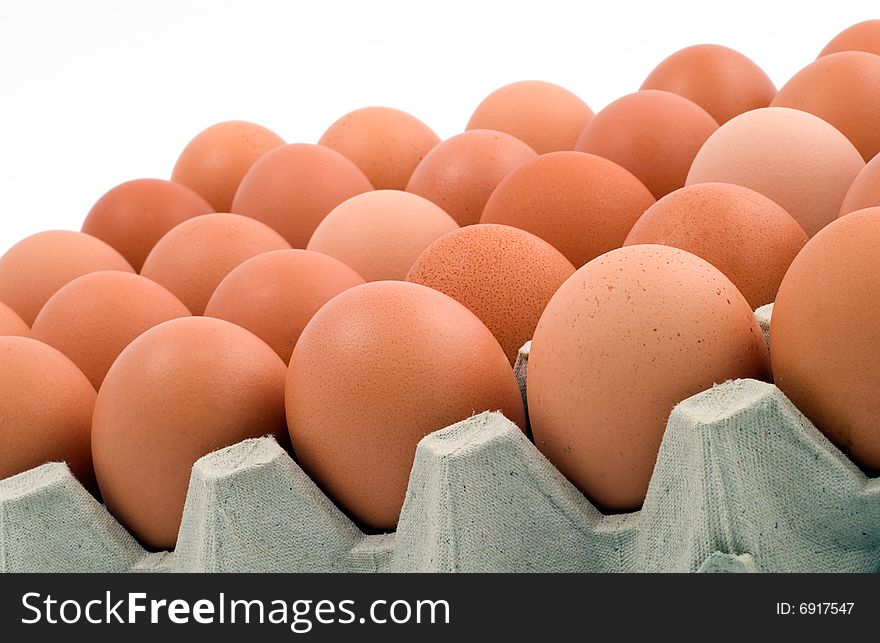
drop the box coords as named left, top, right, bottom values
left=686, top=107, right=865, bottom=237
left=307, top=190, right=458, bottom=281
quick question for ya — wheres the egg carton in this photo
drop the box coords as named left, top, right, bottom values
left=4, top=305, right=879, bottom=573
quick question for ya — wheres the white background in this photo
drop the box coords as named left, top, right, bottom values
left=0, top=0, right=875, bottom=255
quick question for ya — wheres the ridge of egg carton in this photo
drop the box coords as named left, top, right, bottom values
left=4, top=304, right=879, bottom=572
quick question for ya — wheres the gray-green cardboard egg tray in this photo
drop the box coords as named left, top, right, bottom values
left=2, top=303, right=879, bottom=573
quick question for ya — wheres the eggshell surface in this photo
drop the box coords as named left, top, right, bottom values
left=231, top=143, right=373, bottom=247
left=466, top=80, right=594, bottom=153
left=31, top=271, right=191, bottom=388
left=771, top=52, right=880, bottom=161
left=0, top=231, right=134, bottom=325
left=771, top=208, right=880, bottom=470
left=171, top=120, right=285, bottom=212
left=481, top=151, right=655, bottom=266
left=140, top=213, right=290, bottom=315
left=840, top=153, right=880, bottom=215
left=624, top=183, right=807, bottom=308
left=819, top=20, right=880, bottom=57
left=92, top=317, right=288, bottom=550
left=640, top=44, right=776, bottom=124
left=205, top=249, right=365, bottom=363
left=0, top=336, right=96, bottom=491
left=407, top=224, right=575, bottom=364
left=406, top=129, right=536, bottom=226
left=81, top=178, right=214, bottom=271
left=0, top=301, right=29, bottom=336
left=307, top=190, right=458, bottom=281
left=319, top=107, right=440, bottom=190
left=286, top=281, right=525, bottom=530
left=528, top=245, right=770, bottom=512
left=575, top=90, right=717, bottom=198
left=686, top=107, right=865, bottom=237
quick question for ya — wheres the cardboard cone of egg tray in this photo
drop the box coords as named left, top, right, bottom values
left=3, top=303, right=880, bottom=573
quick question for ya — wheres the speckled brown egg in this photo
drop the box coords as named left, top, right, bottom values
left=92, top=316, right=288, bottom=550
left=771, top=207, right=880, bottom=470
left=640, top=44, right=776, bottom=124
left=820, top=20, right=880, bottom=57
left=575, top=90, right=718, bottom=198
left=231, top=143, right=373, bottom=247
left=307, top=190, right=458, bottom=281
left=0, top=336, right=96, bottom=491
left=140, top=213, right=290, bottom=315
left=481, top=151, right=655, bottom=267
left=624, top=183, right=807, bottom=308
left=286, top=280, right=525, bottom=530
left=319, top=107, right=440, bottom=190
left=405, top=129, right=537, bottom=226
left=771, top=52, right=880, bottom=161
left=0, top=231, right=134, bottom=326
left=0, top=301, right=28, bottom=336
left=840, top=153, right=880, bottom=215
left=407, top=224, right=575, bottom=364
left=81, top=178, right=214, bottom=271
left=31, top=271, right=190, bottom=389
left=687, top=107, right=865, bottom=237
left=205, top=249, right=365, bottom=363
left=528, top=245, right=769, bottom=512
left=466, top=80, right=594, bottom=154
left=171, top=120, right=286, bottom=212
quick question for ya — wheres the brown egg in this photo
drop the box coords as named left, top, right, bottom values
left=528, top=245, right=769, bottom=511
left=407, top=224, right=575, bottom=364
left=141, top=213, right=290, bottom=315
left=204, top=249, right=365, bottom=363
left=840, top=153, right=880, bottom=215
left=575, top=90, right=717, bottom=198
left=171, top=120, right=285, bottom=212
left=319, top=107, right=440, bottom=190
left=0, top=301, right=29, bottom=336
left=771, top=52, right=880, bottom=161
left=0, top=231, right=134, bottom=326
left=481, top=151, right=655, bottom=266
left=819, top=20, right=880, bottom=57
left=466, top=80, right=594, bottom=154
left=307, top=190, right=458, bottom=281
left=405, top=129, right=537, bottom=226
left=31, top=271, right=190, bottom=389
left=687, top=107, right=865, bottom=237
left=624, top=183, right=807, bottom=308
left=81, top=178, right=214, bottom=271
left=771, top=207, right=880, bottom=470
left=92, top=316, right=288, bottom=550
left=640, top=44, right=776, bottom=124
left=0, top=336, right=96, bottom=491
left=286, top=281, right=525, bottom=530
left=231, top=143, right=373, bottom=247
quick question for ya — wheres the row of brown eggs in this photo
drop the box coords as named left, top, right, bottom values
left=2, top=20, right=880, bottom=550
